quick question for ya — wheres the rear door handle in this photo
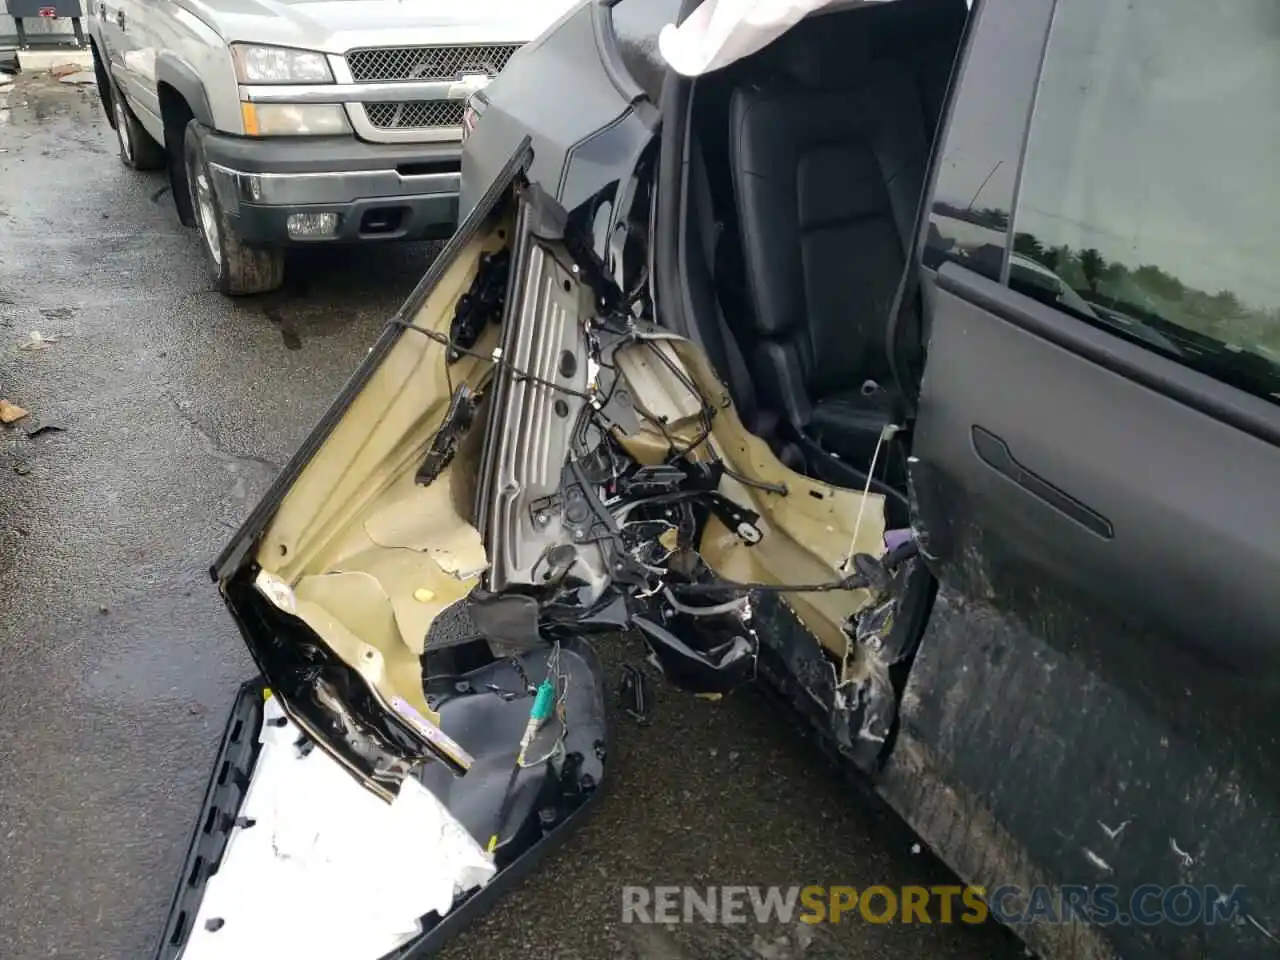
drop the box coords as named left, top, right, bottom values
left=970, top=426, right=1114, bottom=539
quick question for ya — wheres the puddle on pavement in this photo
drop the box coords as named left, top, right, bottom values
left=263, top=303, right=304, bottom=351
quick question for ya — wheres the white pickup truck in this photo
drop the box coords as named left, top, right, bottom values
left=87, top=0, right=574, bottom=295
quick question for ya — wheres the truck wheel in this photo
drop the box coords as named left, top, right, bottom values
left=183, top=120, right=285, bottom=297
left=112, top=88, right=167, bottom=171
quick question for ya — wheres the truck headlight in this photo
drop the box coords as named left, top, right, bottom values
left=232, top=44, right=333, bottom=84
left=241, top=103, right=350, bottom=136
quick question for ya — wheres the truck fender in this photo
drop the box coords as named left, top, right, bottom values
left=155, top=54, right=215, bottom=127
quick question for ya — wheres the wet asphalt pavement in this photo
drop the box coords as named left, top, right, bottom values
left=0, top=74, right=1023, bottom=960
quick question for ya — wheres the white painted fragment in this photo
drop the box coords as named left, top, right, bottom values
left=254, top=569, right=297, bottom=615
left=1169, top=837, right=1195, bottom=867
left=1245, top=914, right=1280, bottom=944
left=1083, top=849, right=1112, bottom=873
left=1098, top=819, right=1130, bottom=840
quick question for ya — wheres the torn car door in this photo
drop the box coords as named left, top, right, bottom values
left=164, top=133, right=902, bottom=959
left=161, top=143, right=607, bottom=960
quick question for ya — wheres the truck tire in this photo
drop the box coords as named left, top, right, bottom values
left=183, top=120, right=285, bottom=296
left=112, top=85, right=167, bottom=171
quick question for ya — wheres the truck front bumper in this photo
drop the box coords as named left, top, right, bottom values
left=202, top=132, right=462, bottom=246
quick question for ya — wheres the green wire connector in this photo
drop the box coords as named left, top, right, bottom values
left=516, top=678, right=557, bottom=765
left=492, top=677, right=562, bottom=855
left=530, top=678, right=556, bottom=722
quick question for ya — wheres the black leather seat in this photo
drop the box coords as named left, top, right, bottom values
left=725, top=10, right=945, bottom=469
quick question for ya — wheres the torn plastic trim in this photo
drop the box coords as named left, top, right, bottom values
left=155, top=644, right=611, bottom=960
left=634, top=614, right=758, bottom=693
left=154, top=680, right=263, bottom=960
left=745, top=533, right=934, bottom=771
left=753, top=591, right=895, bottom=772
left=210, top=137, right=533, bottom=585
left=415, top=385, right=480, bottom=487
left=225, top=571, right=461, bottom=798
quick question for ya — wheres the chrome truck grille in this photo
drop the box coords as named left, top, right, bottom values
left=346, top=44, right=521, bottom=82
left=365, top=100, right=466, bottom=130
left=344, top=44, right=522, bottom=141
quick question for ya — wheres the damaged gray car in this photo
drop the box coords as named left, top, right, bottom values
left=160, top=0, right=1280, bottom=957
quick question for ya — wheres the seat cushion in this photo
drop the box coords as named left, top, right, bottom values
left=728, top=66, right=929, bottom=423
left=810, top=391, right=894, bottom=462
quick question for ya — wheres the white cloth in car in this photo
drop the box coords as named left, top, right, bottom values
left=657, top=0, right=890, bottom=77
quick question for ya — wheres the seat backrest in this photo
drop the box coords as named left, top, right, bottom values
left=724, top=0, right=963, bottom=427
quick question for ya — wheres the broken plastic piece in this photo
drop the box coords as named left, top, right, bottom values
left=416, top=385, right=478, bottom=484
left=618, top=664, right=652, bottom=725
left=468, top=591, right=546, bottom=652
left=634, top=616, right=755, bottom=694
left=18, top=330, right=58, bottom=351
left=447, top=252, right=509, bottom=363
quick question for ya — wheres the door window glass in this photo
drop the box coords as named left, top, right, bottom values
left=1012, top=0, right=1280, bottom=402
left=924, top=0, right=1056, bottom=281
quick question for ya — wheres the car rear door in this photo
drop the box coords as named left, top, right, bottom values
left=879, top=0, right=1280, bottom=957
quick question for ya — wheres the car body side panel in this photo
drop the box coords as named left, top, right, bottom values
left=881, top=0, right=1280, bottom=955
left=881, top=581, right=1280, bottom=960
left=152, top=9, right=241, bottom=136
left=898, top=163, right=1280, bottom=960
left=459, top=1, right=654, bottom=231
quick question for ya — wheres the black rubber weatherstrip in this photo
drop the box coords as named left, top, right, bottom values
left=152, top=678, right=267, bottom=960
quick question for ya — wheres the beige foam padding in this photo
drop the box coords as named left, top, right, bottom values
left=258, top=223, right=506, bottom=583
left=254, top=217, right=512, bottom=726
left=293, top=572, right=433, bottom=718
left=363, top=470, right=487, bottom=579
